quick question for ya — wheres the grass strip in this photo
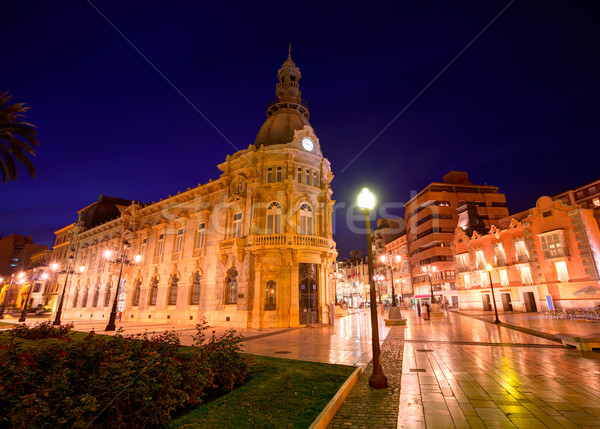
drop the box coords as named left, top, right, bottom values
left=170, top=355, right=354, bottom=429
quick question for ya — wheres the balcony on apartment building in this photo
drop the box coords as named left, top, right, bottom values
left=544, top=247, right=569, bottom=259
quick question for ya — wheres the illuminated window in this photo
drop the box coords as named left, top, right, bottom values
left=174, top=228, right=184, bottom=253
left=298, top=203, right=313, bottom=235
left=156, top=233, right=164, bottom=256
left=226, top=268, right=238, bottom=304
left=104, top=281, right=112, bottom=307
left=92, top=282, right=100, bottom=307
left=133, top=279, right=141, bottom=306
left=475, top=250, right=486, bottom=270
left=168, top=274, right=178, bottom=305
left=149, top=277, right=158, bottom=306
left=520, top=266, right=533, bottom=286
left=190, top=272, right=201, bottom=305
left=232, top=213, right=243, bottom=238
left=514, top=241, right=529, bottom=261
left=266, top=202, right=282, bottom=234
left=593, top=198, right=600, bottom=207
left=265, top=280, right=276, bottom=310
left=494, top=243, right=506, bottom=266
left=305, top=169, right=310, bottom=185
left=297, top=167, right=302, bottom=183
left=499, top=269, right=509, bottom=287
left=140, top=238, right=147, bottom=258
left=196, top=223, right=206, bottom=248
left=276, top=166, right=283, bottom=182
left=266, top=167, right=273, bottom=183
left=555, top=261, right=569, bottom=282
left=463, top=273, right=471, bottom=289
left=480, top=271, right=489, bottom=288
left=539, top=230, right=568, bottom=259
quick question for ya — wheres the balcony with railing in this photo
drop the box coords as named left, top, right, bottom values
left=544, top=247, right=569, bottom=259
left=456, top=263, right=470, bottom=273
left=247, top=233, right=332, bottom=250
left=515, top=254, right=529, bottom=264
left=495, top=257, right=507, bottom=267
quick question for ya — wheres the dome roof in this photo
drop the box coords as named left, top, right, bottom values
left=255, top=108, right=311, bottom=147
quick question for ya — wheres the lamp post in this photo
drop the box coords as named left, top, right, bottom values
left=0, top=272, right=25, bottom=319
left=422, top=265, right=443, bottom=318
left=485, top=263, right=501, bottom=324
left=357, top=187, right=388, bottom=389
left=18, top=268, right=49, bottom=322
left=53, top=255, right=83, bottom=326
left=104, top=241, right=141, bottom=331
left=380, top=253, right=406, bottom=326
left=380, top=253, right=402, bottom=307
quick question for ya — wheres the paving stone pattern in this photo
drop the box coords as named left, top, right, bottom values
left=329, top=326, right=405, bottom=429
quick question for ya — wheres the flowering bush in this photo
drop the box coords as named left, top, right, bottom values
left=10, top=320, right=73, bottom=339
left=0, top=320, right=250, bottom=428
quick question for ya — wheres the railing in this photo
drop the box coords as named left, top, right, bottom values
left=219, top=238, right=236, bottom=252
left=456, top=264, right=470, bottom=273
left=476, top=262, right=486, bottom=270
left=247, top=234, right=331, bottom=249
left=192, top=248, right=203, bottom=258
left=170, top=252, right=179, bottom=262
left=515, top=254, right=529, bottom=264
left=293, top=235, right=329, bottom=248
left=152, top=255, right=162, bottom=264
left=253, top=234, right=287, bottom=246
left=544, top=248, right=569, bottom=259
left=495, top=257, right=507, bottom=267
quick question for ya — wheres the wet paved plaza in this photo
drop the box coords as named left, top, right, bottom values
left=7, top=308, right=600, bottom=428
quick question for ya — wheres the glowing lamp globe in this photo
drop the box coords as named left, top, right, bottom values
left=485, top=263, right=493, bottom=272
left=357, top=188, right=376, bottom=210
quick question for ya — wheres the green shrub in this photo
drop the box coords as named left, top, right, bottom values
left=10, top=320, right=73, bottom=339
left=0, top=320, right=250, bottom=428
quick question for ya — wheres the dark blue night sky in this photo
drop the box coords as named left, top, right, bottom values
left=2, top=1, right=599, bottom=257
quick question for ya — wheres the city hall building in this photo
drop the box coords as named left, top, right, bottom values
left=52, top=52, right=337, bottom=328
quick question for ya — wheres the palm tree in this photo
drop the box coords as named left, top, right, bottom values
left=0, top=91, right=39, bottom=183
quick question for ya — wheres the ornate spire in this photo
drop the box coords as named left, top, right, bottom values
left=275, top=45, right=301, bottom=103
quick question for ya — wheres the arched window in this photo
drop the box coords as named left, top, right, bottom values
left=190, top=271, right=201, bottom=305
left=266, top=201, right=282, bottom=234
left=168, top=274, right=178, bottom=306
left=265, top=280, right=276, bottom=311
left=298, top=203, right=313, bottom=235
left=226, top=268, right=238, bottom=304
left=72, top=288, right=80, bottom=308
left=104, top=281, right=112, bottom=307
left=149, top=276, right=158, bottom=306
left=82, top=286, right=89, bottom=308
left=133, top=279, right=141, bottom=306
left=92, top=282, right=100, bottom=307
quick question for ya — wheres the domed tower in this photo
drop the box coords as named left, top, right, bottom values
left=217, top=47, right=336, bottom=328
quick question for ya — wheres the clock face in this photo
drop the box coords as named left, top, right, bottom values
left=302, top=137, right=314, bottom=151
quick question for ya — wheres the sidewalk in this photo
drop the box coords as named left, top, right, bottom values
left=454, top=310, right=600, bottom=340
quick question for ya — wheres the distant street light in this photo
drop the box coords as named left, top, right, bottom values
left=380, top=253, right=402, bottom=307
left=357, top=187, right=388, bottom=389
left=104, top=241, right=141, bottom=331
left=0, top=272, right=25, bottom=319
left=18, top=268, right=49, bottom=322
left=485, top=263, right=502, bottom=324
left=53, top=255, right=82, bottom=326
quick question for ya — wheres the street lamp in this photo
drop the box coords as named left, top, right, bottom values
left=18, top=268, right=49, bottom=322
left=104, top=241, right=141, bottom=331
left=485, top=263, right=501, bottom=324
left=380, top=253, right=406, bottom=326
left=0, top=272, right=26, bottom=319
left=53, top=255, right=82, bottom=326
left=422, top=265, right=437, bottom=302
left=380, top=253, right=402, bottom=307
left=357, top=187, right=388, bottom=389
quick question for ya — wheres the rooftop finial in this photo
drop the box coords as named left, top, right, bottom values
left=288, top=43, right=292, bottom=58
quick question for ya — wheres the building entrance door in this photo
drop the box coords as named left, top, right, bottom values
left=501, top=293, right=513, bottom=311
left=482, top=294, right=492, bottom=311
left=299, top=263, right=318, bottom=325
left=523, top=292, right=537, bottom=312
